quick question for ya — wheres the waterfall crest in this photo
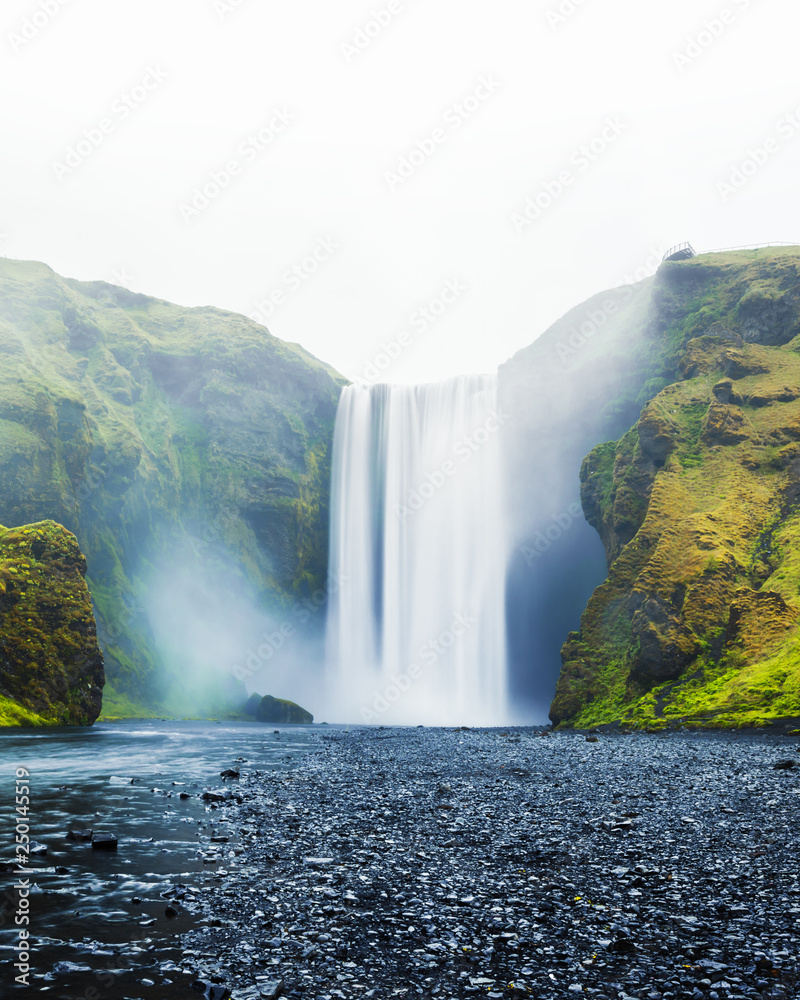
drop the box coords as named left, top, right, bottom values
left=326, top=375, right=508, bottom=726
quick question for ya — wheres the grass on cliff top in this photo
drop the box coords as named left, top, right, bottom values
left=655, top=246, right=800, bottom=348
left=0, top=257, right=348, bottom=383
left=691, top=245, right=800, bottom=266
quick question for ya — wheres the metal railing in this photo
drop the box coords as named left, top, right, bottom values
left=663, top=240, right=799, bottom=263
left=702, top=241, right=799, bottom=254
left=662, top=242, right=697, bottom=262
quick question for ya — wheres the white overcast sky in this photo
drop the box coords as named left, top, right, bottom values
left=1, top=0, right=797, bottom=384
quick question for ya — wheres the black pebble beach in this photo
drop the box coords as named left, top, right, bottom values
left=182, top=726, right=800, bottom=999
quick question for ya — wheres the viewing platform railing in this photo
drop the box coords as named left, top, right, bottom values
left=662, top=242, right=696, bottom=262
left=663, top=241, right=800, bottom=263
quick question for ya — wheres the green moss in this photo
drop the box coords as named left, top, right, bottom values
left=0, top=520, right=104, bottom=726
left=0, top=693, right=50, bottom=727
left=587, top=442, right=616, bottom=511
left=653, top=248, right=800, bottom=357
left=676, top=400, right=712, bottom=468
left=256, top=693, right=313, bottom=724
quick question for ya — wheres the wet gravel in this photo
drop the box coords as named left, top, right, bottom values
left=182, top=726, right=800, bottom=999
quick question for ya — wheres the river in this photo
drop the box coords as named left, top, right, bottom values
left=0, top=720, right=320, bottom=998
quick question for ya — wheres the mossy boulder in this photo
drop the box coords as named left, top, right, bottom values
left=255, top=694, right=313, bottom=724
left=0, top=259, right=347, bottom=716
left=242, top=692, right=263, bottom=716
left=0, top=520, right=104, bottom=725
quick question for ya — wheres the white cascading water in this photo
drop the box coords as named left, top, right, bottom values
left=325, top=374, right=508, bottom=726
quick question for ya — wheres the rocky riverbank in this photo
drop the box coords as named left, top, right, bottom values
left=181, top=725, right=800, bottom=999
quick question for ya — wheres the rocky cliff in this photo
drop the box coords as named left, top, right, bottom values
left=551, top=247, right=800, bottom=728
left=0, top=258, right=346, bottom=718
left=0, top=520, right=104, bottom=725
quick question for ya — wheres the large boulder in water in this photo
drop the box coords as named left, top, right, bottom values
left=256, top=695, right=313, bottom=724
left=243, top=692, right=262, bottom=716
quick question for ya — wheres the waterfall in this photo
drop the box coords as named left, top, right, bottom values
left=325, top=374, right=508, bottom=726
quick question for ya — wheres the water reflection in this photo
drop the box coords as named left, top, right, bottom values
left=0, top=720, right=318, bottom=998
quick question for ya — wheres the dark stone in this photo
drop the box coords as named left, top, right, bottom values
left=67, top=828, right=93, bottom=841
left=628, top=595, right=699, bottom=688
left=712, top=379, right=743, bottom=405
left=91, top=833, right=118, bottom=850
left=191, top=982, right=230, bottom=1000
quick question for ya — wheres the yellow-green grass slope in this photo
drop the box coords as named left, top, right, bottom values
left=552, top=247, right=800, bottom=729
left=0, top=520, right=104, bottom=725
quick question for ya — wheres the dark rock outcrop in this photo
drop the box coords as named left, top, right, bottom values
left=255, top=694, right=313, bottom=725
left=0, top=520, right=104, bottom=725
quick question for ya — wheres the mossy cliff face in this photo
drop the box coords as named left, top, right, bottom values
left=0, top=259, right=346, bottom=716
left=0, top=520, right=104, bottom=725
left=552, top=247, right=800, bottom=728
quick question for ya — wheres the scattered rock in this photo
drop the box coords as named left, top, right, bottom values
left=191, top=980, right=230, bottom=1000
left=91, top=833, right=118, bottom=850
left=91, top=727, right=800, bottom=997
left=67, top=828, right=93, bottom=841
left=53, top=961, right=93, bottom=974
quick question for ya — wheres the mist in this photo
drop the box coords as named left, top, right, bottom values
left=499, top=272, right=664, bottom=720
left=144, top=537, right=328, bottom=721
